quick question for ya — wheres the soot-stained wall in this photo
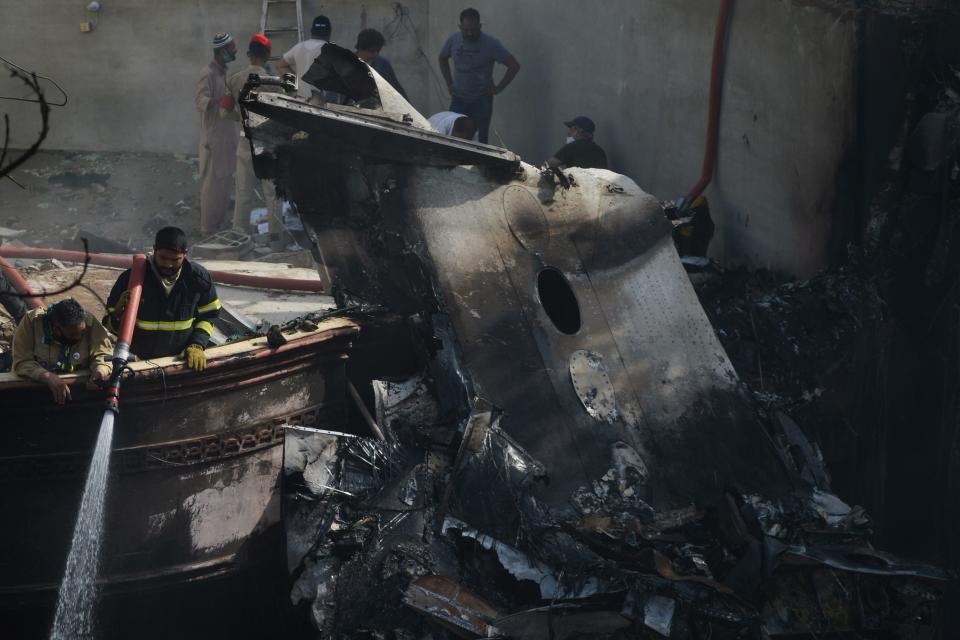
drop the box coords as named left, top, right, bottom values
left=427, top=0, right=860, bottom=277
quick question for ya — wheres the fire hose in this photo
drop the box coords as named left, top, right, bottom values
left=0, top=246, right=325, bottom=293
left=0, top=254, right=43, bottom=310
left=680, top=0, right=734, bottom=211
left=104, top=254, right=146, bottom=414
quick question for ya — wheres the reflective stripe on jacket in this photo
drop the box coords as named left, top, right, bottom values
left=105, top=259, right=220, bottom=360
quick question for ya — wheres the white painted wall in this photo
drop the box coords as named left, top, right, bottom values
left=1, top=0, right=859, bottom=276
left=0, top=0, right=431, bottom=154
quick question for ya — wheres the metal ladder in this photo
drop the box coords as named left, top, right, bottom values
left=260, top=0, right=304, bottom=61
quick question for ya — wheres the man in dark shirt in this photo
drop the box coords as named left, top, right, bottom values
left=547, top=115, right=608, bottom=170
left=105, top=227, right=220, bottom=372
left=355, top=28, right=408, bottom=99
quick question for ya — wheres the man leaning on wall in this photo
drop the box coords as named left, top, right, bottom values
left=195, top=32, right=240, bottom=236
left=12, top=298, right=113, bottom=405
left=104, top=227, right=220, bottom=373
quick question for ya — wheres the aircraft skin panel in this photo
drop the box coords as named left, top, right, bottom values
left=406, top=164, right=791, bottom=512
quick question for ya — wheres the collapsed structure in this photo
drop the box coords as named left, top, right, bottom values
left=235, top=45, right=951, bottom=638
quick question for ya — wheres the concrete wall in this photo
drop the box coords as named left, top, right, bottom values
left=2, top=0, right=860, bottom=276
left=0, top=0, right=430, bottom=154
left=426, top=0, right=859, bottom=277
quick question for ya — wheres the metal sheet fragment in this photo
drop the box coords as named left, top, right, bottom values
left=403, top=575, right=501, bottom=638
left=569, top=350, right=619, bottom=422
left=441, top=516, right=603, bottom=599
left=492, top=605, right=631, bottom=640
left=643, top=595, right=676, bottom=637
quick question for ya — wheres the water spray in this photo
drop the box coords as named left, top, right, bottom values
left=49, top=254, right=147, bottom=640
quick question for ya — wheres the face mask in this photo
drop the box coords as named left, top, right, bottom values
left=566, top=136, right=576, bottom=144
left=222, top=52, right=235, bottom=64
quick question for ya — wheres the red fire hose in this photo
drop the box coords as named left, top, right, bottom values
left=683, top=0, right=734, bottom=208
left=0, top=254, right=43, bottom=309
left=104, top=254, right=147, bottom=414
left=116, top=254, right=147, bottom=350
left=0, top=246, right=325, bottom=293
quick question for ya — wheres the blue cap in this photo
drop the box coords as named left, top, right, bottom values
left=564, top=116, right=595, bottom=134
left=312, top=15, right=331, bottom=32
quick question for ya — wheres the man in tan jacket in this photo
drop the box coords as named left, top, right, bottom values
left=12, top=298, right=113, bottom=404
left=223, top=33, right=283, bottom=241
left=196, top=32, right=240, bottom=235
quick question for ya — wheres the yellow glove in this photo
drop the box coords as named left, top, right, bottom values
left=183, top=344, right=206, bottom=372
left=114, top=290, right=131, bottom=316
left=104, top=290, right=132, bottom=333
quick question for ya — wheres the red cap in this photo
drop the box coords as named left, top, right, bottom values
left=250, top=33, right=271, bottom=53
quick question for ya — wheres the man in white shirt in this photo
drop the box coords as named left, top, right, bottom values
left=276, top=15, right=331, bottom=100
left=428, top=111, right=478, bottom=141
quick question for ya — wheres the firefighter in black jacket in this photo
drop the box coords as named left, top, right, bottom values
left=104, top=227, right=221, bottom=371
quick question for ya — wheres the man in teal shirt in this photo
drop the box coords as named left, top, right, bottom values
left=438, top=8, right=520, bottom=144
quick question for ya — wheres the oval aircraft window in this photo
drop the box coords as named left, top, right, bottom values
left=536, top=268, right=581, bottom=335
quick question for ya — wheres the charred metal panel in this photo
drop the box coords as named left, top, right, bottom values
left=243, top=77, right=949, bottom=638
left=301, top=42, right=380, bottom=107
left=242, top=92, right=519, bottom=170
left=404, top=165, right=791, bottom=516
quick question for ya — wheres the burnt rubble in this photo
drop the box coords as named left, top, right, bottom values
left=688, top=50, right=960, bottom=636
left=281, top=379, right=948, bottom=638
left=241, top=44, right=953, bottom=639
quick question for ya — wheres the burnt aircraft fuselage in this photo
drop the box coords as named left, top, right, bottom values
left=241, top=47, right=948, bottom=637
